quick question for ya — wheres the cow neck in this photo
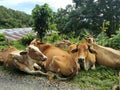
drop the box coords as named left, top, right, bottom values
left=38, top=43, right=51, bottom=53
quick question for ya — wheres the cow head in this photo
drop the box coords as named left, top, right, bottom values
left=20, top=45, right=47, bottom=61
left=71, top=42, right=96, bottom=71
left=85, top=36, right=97, bottom=54
left=63, top=40, right=71, bottom=46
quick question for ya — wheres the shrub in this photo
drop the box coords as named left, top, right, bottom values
left=0, top=34, right=6, bottom=41
left=96, top=32, right=109, bottom=46
left=108, top=30, right=120, bottom=50
left=20, top=33, right=36, bottom=45
left=43, top=33, right=62, bottom=44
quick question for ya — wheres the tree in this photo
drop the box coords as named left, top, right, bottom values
left=56, top=5, right=74, bottom=36
left=72, top=0, right=120, bottom=37
left=32, top=4, right=53, bottom=41
left=0, top=6, right=32, bottom=29
left=56, top=0, right=120, bottom=38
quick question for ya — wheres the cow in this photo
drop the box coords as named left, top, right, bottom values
left=86, top=36, right=120, bottom=68
left=55, top=39, right=71, bottom=50
left=69, top=42, right=96, bottom=71
left=30, top=39, right=78, bottom=80
left=67, top=44, right=81, bottom=70
left=0, top=45, right=48, bottom=76
left=0, top=46, right=17, bottom=63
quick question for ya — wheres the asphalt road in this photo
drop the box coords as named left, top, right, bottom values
left=0, top=66, right=81, bottom=90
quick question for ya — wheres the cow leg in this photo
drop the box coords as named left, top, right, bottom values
left=46, top=71, right=55, bottom=82
left=46, top=71, right=69, bottom=81
left=91, top=64, right=96, bottom=70
left=14, top=59, right=48, bottom=76
left=33, top=63, right=41, bottom=70
left=84, top=61, right=90, bottom=71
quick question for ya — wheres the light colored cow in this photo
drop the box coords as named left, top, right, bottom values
left=30, top=39, right=78, bottom=80
left=86, top=36, right=120, bottom=68
left=68, top=42, right=96, bottom=71
left=0, top=45, right=48, bottom=76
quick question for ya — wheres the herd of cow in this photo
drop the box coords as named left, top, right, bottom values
left=0, top=36, right=120, bottom=88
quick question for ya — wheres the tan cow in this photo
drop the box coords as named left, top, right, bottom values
left=0, top=45, right=48, bottom=75
left=0, top=46, right=18, bottom=63
left=86, top=36, right=120, bottom=68
left=30, top=39, right=78, bottom=80
left=55, top=39, right=71, bottom=50
left=67, top=44, right=80, bottom=70
left=69, top=42, right=96, bottom=71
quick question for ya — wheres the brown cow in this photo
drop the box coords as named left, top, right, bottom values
left=86, top=36, right=120, bottom=68
left=70, top=42, right=96, bottom=71
left=30, top=39, right=78, bottom=80
left=55, top=39, right=71, bottom=50
left=0, top=45, right=48, bottom=75
left=67, top=44, right=80, bottom=70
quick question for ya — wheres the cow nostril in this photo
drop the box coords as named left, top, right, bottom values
left=78, top=58, right=84, bottom=63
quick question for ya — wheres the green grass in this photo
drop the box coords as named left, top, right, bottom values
left=70, top=65, right=119, bottom=90
left=0, top=41, right=26, bottom=50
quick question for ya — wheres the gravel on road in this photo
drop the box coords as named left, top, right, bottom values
left=0, top=68, right=81, bottom=90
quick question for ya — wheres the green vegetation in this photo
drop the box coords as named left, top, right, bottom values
left=55, top=0, right=120, bottom=38
left=32, top=3, right=53, bottom=41
left=20, top=32, right=36, bottom=45
left=71, top=65, right=119, bottom=90
left=0, top=6, right=32, bottom=29
left=0, top=0, right=120, bottom=89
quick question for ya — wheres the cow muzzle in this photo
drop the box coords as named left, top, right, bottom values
left=41, top=56, right=47, bottom=61
left=78, top=58, right=85, bottom=64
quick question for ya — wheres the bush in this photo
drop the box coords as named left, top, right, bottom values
left=108, top=31, right=120, bottom=50
left=96, top=32, right=109, bottom=46
left=20, top=33, right=36, bottom=45
left=0, top=34, right=6, bottom=41
left=43, top=33, right=62, bottom=44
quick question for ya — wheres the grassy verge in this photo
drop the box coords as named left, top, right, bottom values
left=0, top=41, right=26, bottom=50
left=71, top=65, right=119, bottom=90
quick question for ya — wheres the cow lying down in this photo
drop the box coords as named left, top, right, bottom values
left=0, top=45, right=49, bottom=76
left=55, top=39, right=71, bottom=50
left=68, top=42, right=96, bottom=71
left=30, top=39, right=78, bottom=80
left=86, top=36, right=120, bottom=68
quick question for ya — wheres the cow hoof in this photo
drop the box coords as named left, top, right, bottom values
left=47, top=72, right=55, bottom=82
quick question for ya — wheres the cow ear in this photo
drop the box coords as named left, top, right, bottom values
left=71, top=48, right=78, bottom=53
left=20, top=51, right=27, bottom=55
left=88, top=45, right=97, bottom=54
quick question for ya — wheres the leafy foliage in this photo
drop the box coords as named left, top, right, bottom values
left=0, top=34, right=6, bottom=41
left=43, top=33, right=62, bottom=44
left=108, top=30, right=120, bottom=50
left=20, top=33, right=35, bottom=45
left=56, top=0, right=120, bottom=38
left=32, top=4, right=53, bottom=41
left=96, top=32, right=109, bottom=46
left=0, top=6, right=32, bottom=29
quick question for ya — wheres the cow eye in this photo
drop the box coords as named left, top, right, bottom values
left=71, top=48, right=78, bottom=53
